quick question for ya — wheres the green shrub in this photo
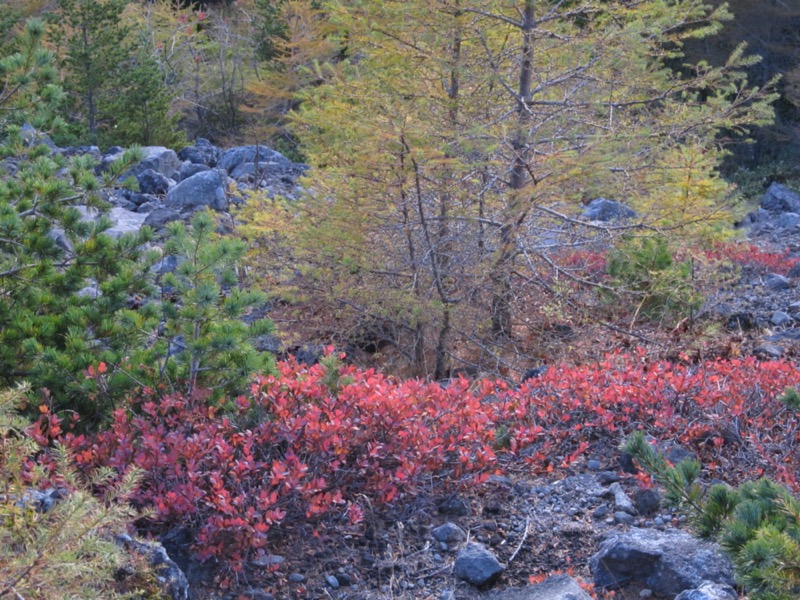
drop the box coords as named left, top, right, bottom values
left=624, top=427, right=800, bottom=600
left=606, top=235, right=702, bottom=322
left=0, top=384, right=157, bottom=599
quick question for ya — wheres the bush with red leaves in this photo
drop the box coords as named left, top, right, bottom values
left=33, top=351, right=800, bottom=571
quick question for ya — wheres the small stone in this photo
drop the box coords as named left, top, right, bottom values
left=335, top=573, right=351, bottom=586
left=633, top=487, right=661, bottom=516
left=325, top=575, right=340, bottom=589
left=765, top=273, right=792, bottom=290
left=250, top=554, right=284, bottom=568
left=614, top=511, right=636, bottom=525
left=639, top=589, right=653, bottom=598
left=771, top=310, right=793, bottom=326
left=609, top=482, right=637, bottom=515
left=593, top=505, right=610, bottom=519
left=434, top=553, right=444, bottom=563
left=587, top=459, right=602, bottom=471
left=597, top=471, right=621, bottom=485
left=439, top=542, right=449, bottom=551
left=288, top=573, right=305, bottom=583
left=432, top=522, right=467, bottom=544
left=438, top=496, right=470, bottom=516
left=453, top=542, right=505, bottom=586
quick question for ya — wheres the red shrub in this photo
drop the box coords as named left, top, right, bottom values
left=703, top=242, right=800, bottom=275
left=36, top=351, right=800, bottom=571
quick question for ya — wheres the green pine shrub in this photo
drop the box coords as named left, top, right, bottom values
left=0, top=384, right=164, bottom=599
left=1, top=20, right=276, bottom=425
left=156, top=210, right=276, bottom=401
left=624, top=420, right=800, bottom=600
left=606, top=235, right=702, bottom=321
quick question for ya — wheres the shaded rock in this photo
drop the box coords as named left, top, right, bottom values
left=760, top=182, right=800, bottom=213
left=217, top=145, right=289, bottom=174
left=765, top=273, right=792, bottom=290
left=144, top=208, right=183, bottom=230
left=16, top=487, right=66, bottom=512
left=674, top=582, right=737, bottom=600
left=20, top=123, right=57, bottom=150
left=753, top=343, right=784, bottom=359
left=325, top=574, right=340, bottom=589
left=590, top=528, right=734, bottom=597
left=166, top=170, right=228, bottom=211
left=159, top=526, right=213, bottom=587
left=130, top=192, right=158, bottom=207
left=584, top=198, right=637, bottom=222
left=136, top=202, right=157, bottom=214
left=487, top=574, right=592, bottom=600
left=432, top=522, right=467, bottom=544
left=179, top=162, right=210, bottom=181
left=633, top=488, right=661, bottom=516
left=597, top=471, right=620, bottom=485
left=453, top=542, right=505, bottom=586
left=251, top=334, right=283, bottom=354
left=137, top=168, right=173, bottom=195
left=153, top=255, right=184, bottom=275
left=725, top=312, right=757, bottom=331
left=438, top=496, right=471, bottom=517
left=771, top=310, right=793, bottom=326
left=614, top=511, right=636, bottom=525
left=230, top=160, right=281, bottom=181
left=124, top=146, right=181, bottom=180
left=788, top=263, right=800, bottom=278
left=178, top=138, right=220, bottom=167
left=117, top=533, right=190, bottom=600
left=775, top=212, right=800, bottom=229
left=48, top=228, right=73, bottom=253
left=295, top=344, right=324, bottom=366
left=288, top=573, right=305, bottom=583
left=620, top=455, right=639, bottom=476
left=661, top=443, right=696, bottom=466
left=521, top=366, right=548, bottom=383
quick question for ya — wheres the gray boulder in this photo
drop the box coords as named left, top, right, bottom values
left=487, top=574, right=592, bottom=600
left=584, top=198, right=637, bottom=222
left=179, top=162, right=210, bottom=181
left=674, top=582, right=737, bottom=600
left=230, top=160, right=282, bottom=181
left=144, top=208, right=182, bottom=230
left=177, top=138, right=220, bottom=167
left=590, top=528, right=734, bottom=597
left=453, top=542, right=505, bottom=586
left=20, top=123, right=57, bottom=150
left=166, top=170, right=228, bottom=211
left=217, top=145, right=289, bottom=174
left=137, top=168, right=173, bottom=195
left=761, top=182, right=800, bottom=213
left=123, top=146, right=181, bottom=180
left=77, top=206, right=147, bottom=239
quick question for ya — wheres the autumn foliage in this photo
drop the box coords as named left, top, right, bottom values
left=31, top=351, right=800, bottom=572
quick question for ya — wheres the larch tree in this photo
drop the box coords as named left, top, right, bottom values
left=286, top=0, right=775, bottom=376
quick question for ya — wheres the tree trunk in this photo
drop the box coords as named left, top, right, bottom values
left=491, top=0, right=535, bottom=338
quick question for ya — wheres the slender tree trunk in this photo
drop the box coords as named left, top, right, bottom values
left=491, top=0, right=535, bottom=338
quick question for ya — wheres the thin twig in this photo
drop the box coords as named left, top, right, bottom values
left=507, top=517, right=530, bottom=564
